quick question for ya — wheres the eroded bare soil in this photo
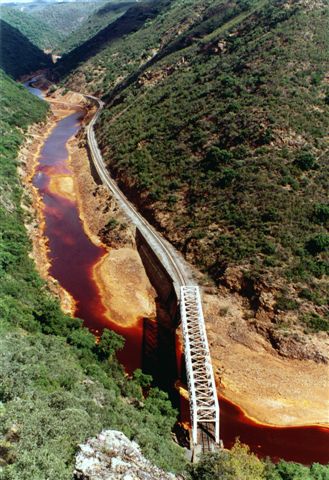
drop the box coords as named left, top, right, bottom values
left=19, top=87, right=329, bottom=428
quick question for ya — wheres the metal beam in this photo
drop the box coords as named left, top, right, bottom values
left=180, top=286, right=220, bottom=446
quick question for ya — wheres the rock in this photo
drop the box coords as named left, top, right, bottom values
left=268, top=329, right=328, bottom=364
left=222, top=266, right=244, bottom=291
left=74, top=430, right=177, bottom=480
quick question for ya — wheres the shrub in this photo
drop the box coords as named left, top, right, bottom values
left=313, top=204, right=329, bottom=225
left=301, top=313, right=329, bottom=333
left=204, top=147, right=233, bottom=171
left=305, top=234, right=329, bottom=255
left=96, top=328, right=125, bottom=361
left=294, top=152, right=316, bottom=171
left=275, top=295, right=299, bottom=311
left=188, top=441, right=265, bottom=480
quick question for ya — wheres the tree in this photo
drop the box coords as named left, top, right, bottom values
left=188, top=441, right=266, bottom=480
left=96, top=329, right=125, bottom=361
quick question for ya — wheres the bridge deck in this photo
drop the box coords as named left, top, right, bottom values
left=180, top=286, right=220, bottom=448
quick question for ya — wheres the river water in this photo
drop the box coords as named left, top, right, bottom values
left=27, top=82, right=329, bottom=465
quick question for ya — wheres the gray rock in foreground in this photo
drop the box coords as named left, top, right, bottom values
left=74, top=430, right=177, bottom=480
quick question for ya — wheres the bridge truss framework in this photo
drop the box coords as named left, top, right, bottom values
left=180, top=286, right=220, bottom=447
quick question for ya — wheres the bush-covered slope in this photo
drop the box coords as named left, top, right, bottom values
left=55, top=0, right=173, bottom=79
left=56, top=1, right=135, bottom=54
left=29, top=1, right=102, bottom=38
left=0, top=20, right=52, bottom=78
left=0, top=69, right=186, bottom=478
left=59, top=0, right=329, bottom=332
left=0, top=6, right=61, bottom=50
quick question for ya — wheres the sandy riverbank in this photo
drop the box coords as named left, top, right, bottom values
left=19, top=87, right=157, bottom=331
left=19, top=87, right=329, bottom=429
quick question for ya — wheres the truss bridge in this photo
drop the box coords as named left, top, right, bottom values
left=85, top=95, right=220, bottom=459
left=180, top=286, right=220, bottom=457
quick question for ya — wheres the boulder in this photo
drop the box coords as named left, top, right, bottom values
left=74, top=430, right=177, bottom=480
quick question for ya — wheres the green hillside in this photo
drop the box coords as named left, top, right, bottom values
left=0, top=68, right=185, bottom=478
left=29, top=1, right=102, bottom=38
left=58, top=0, right=329, bottom=333
left=0, top=6, right=62, bottom=50
left=0, top=19, right=52, bottom=78
left=56, top=1, right=135, bottom=54
left=55, top=0, right=171, bottom=78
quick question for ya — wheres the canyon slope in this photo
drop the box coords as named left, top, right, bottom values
left=55, top=0, right=329, bottom=424
left=0, top=69, right=186, bottom=478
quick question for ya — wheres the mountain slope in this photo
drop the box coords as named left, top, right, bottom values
left=55, top=0, right=172, bottom=80
left=29, top=1, right=102, bottom=38
left=59, top=0, right=329, bottom=341
left=0, top=68, right=185, bottom=478
left=56, top=1, right=135, bottom=54
left=0, top=6, right=61, bottom=50
left=0, top=20, right=52, bottom=78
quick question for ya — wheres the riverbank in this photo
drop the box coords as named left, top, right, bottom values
left=18, top=102, right=78, bottom=315
left=19, top=85, right=329, bottom=442
left=19, top=86, right=157, bottom=333
left=202, top=292, right=329, bottom=427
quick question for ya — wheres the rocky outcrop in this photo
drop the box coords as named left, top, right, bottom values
left=74, top=430, right=177, bottom=480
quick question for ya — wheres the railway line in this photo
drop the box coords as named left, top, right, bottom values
left=84, top=94, right=221, bottom=458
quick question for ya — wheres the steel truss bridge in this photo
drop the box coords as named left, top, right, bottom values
left=180, top=286, right=220, bottom=455
left=85, top=95, right=220, bottom=456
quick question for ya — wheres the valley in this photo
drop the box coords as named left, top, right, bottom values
left=24, top=76, right=329, bottom=463
left=0, top=0, right=328, bottom=478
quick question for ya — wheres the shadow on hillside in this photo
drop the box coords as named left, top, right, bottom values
left=55, top=1, right=170, bottom=79
left=0, top=20, right=51, bottom=79
left=96, top=1, right=136, bottom=16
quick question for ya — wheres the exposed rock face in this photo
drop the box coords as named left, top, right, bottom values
left=74, top=430, right=177, bottom=480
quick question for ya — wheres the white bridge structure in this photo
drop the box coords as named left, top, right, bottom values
left=85, top=94, right=221, bottom=455
left=180, top=286, right=220, bottom=452
left=26, top=79, right=221, bottom=457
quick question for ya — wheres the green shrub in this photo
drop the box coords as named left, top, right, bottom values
left=301, top=312, right=329, bottom=333
left=275, top=295, right=299, bottom=311
left=313, top=204, right=329, bottom=225
left=188, top=441, right=265, bottom=480
left=294, top=152, right=317, bottom=171
left=306, top=234, right=329, bottom=255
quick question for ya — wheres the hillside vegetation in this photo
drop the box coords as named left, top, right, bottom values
left=56, top=1, right=135, bottom=54
left=0, top=20, right=51, bottom=78
left=28, top=1, right=103, bottom=38
left=55, top=0, right=174, bottom=77
left=0, top=69, right=186, bottom=478
left=0, top=6, right=61, bottom=50
left=58, top=0, right=329, bottom=341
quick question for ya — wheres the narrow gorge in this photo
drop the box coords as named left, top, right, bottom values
left=22, top=79, right=329, bottom=465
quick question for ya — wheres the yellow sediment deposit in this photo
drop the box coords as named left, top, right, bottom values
left=93, top=248, right=156, bottom=328
left=49, top=174, right=76, bottom=202
left=203, top=292, right=329, bottom=427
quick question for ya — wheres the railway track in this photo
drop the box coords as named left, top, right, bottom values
left=85, top=95, right=220, bottom=457
left=85, top=94, right=191, bottom=294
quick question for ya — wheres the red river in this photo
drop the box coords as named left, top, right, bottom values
left=29, top=84, right=329, bottom=465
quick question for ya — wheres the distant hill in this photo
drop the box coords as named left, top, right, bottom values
left=0, top=19, right=51, bottom=78
left=28, top=1, right=102, bottom=37
left=56, top=1, right=135, bottom=54
left=55, top=0, right=168, bottom=78
left=57, top=0, right=329, bottom=333
left=0, top=6, right=62, bottom=49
